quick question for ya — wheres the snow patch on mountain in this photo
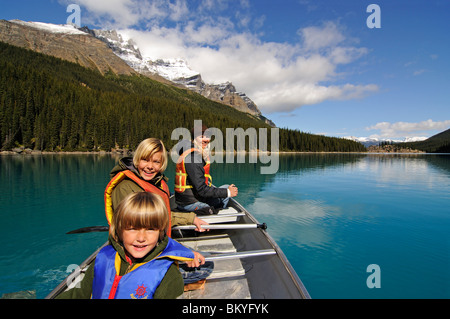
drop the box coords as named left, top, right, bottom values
left=149, top=59, right=200, bottom=81
left=10, top=20, right=87, bottom=35
left=344, top=136, right=428, bottom=147
left=88, top=29, right=199, bottom=80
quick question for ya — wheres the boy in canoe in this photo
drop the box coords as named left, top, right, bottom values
left=57, top=192, right=194, bottom=299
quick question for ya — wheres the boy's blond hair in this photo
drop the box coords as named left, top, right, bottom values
left=110, top=192, right=169, bottom=242
left=133, top=138, right=168, bottom=173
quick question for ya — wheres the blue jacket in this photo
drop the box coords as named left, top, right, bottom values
left=92, top=238, right=194, bottom=299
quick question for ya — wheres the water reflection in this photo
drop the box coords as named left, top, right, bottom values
left=249, top=194, right=340, bottom=248
left=356, top=155, right=450, bottom=194
left=244, top=153, right=450, bottom=298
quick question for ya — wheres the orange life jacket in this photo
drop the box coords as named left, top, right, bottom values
left=104, top=170, right=172, bottom=237
left=174, top=148, right=212, bottom=193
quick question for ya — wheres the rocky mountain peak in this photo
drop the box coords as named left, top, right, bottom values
left=80, top=26, right=274, bottom=125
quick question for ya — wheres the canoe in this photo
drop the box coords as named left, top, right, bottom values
left=45, top=198, right=310, bottom=299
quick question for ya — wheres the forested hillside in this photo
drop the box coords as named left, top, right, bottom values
left=0, top=41, right=366, bottom=153
left=397, top=128, right=450, bottom=153
left=279, top=128, right=366, bottom=152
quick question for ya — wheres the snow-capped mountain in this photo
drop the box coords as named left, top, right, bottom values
left=2, top=20, right=272, bottom=123
left=9, top=20, right=442, bottom=140
left=9, top=20, right=87, bottom=35
left=1, top=20, right=136, bottom=76
left=86, top=28, right=273, bottom=124
left=344, top=136, right=428, bottom=147
left=83, top=28, right=199, bottom=81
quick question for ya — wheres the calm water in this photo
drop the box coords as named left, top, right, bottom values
left=0, top=153, right=449, bottom=299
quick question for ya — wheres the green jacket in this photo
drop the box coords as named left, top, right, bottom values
left=109, top=157, right=196, bottom=227
left=55, top=235, right=185, bottom=299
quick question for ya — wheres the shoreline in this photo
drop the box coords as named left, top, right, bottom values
left=1, top=150, right=116, bottom=155
left=1, top=150, right=445, bottom=156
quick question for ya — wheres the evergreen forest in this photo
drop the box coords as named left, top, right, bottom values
left=397, top=128, right=450, bottom=153
left=0, top=41, right=366, bottom=153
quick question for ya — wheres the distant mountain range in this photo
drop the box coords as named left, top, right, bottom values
left=397, top=128, right=450, bottom=153
left=0, top=19, right=273, bottom=126
left=346, top=129, right=450, bottom=153
left=344, top=136, right=428, bottom=147
left=85, top=27, right=274, bottom=126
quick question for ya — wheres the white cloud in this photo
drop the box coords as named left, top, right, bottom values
left=430, top=54, right=438, bottom=60
left=71, top=0, right=144, bottom=27
left=366, top=119, right=450, bottom=138
left=413, top=69, right=427, bottom=76
left=62, top=0, right=190, bottom=27
left=66, top=0, right=378, bottom=114
left=299, top=21, right=345, bottom=51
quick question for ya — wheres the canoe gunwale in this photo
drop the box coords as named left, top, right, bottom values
left=45, top=242, right=108, bottom=299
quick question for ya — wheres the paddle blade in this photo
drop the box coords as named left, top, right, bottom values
left=66, top=226, right=109, bottom=234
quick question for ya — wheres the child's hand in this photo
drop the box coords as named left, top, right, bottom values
left=193, top=217, right=209, bottom=232
left=186, top=251, right=205, bottom=268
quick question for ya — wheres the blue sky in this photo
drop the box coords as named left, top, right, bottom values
left=2, top=0, right=450, bottom=140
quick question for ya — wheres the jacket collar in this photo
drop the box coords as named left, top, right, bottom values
left=114, top=157, right=168, bottom=185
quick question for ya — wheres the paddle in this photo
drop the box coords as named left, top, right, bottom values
left=67, top=223, right=267, bottom=234
left=66, top=226, right=109, bottom=234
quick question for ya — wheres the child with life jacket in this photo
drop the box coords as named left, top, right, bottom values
left=106, top=137, right=209, bottom=235
left=56, top=192, right=194, bottom=299
left=104, top=137, right=214, bottom=283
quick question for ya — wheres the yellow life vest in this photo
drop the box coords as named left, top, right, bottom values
left=174, top=148, right=212, bottom=193
left=104, top=170, right=172, bottom=237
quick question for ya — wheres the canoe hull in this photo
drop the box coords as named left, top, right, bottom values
left=46, top=198, right=310, bottom=299
left=225, top=199, right=310, bottom=299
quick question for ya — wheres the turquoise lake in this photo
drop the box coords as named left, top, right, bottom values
left=0, top=153, right=449, bottom=299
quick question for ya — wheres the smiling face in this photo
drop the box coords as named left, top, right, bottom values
left=194, top=135, right=211, bottom=149
left=122, top=228, right=160, bottom=260
left=137, top=151, right=163, bottom=181
left=110, top=192, right=169, bottom=262
left=132, top=138, right=168, bottom=177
